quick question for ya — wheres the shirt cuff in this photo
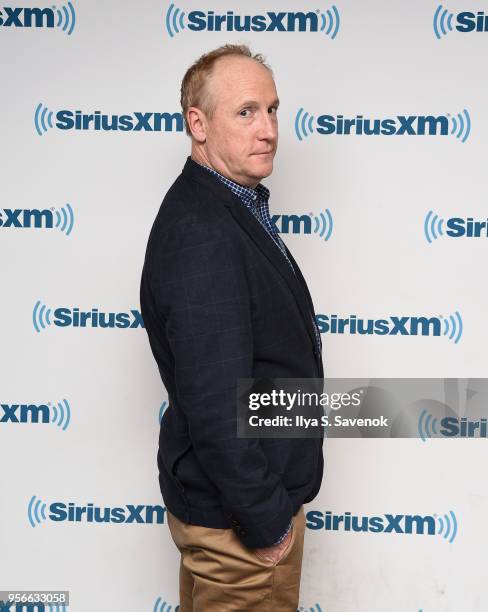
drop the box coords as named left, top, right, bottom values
left=270, top=519, right=292, bottom=546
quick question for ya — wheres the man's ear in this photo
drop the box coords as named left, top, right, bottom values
left=187, top=107, right=207, bottom=143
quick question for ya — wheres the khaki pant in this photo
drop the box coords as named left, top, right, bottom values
left=166, top=506, right=306, bottom=611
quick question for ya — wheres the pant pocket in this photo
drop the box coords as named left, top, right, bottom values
left=273, top=516, right=297, bottom=566
left=253, top=515, right=297, bottom=568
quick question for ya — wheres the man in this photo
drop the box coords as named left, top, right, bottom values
left=140, top=44, right=324, bottom=611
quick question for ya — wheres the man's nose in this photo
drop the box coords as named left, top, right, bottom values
left=257, top=110, right=278, bottom=140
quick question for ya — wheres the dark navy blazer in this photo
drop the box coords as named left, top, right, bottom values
left=140, top=157, right=324, bottom=548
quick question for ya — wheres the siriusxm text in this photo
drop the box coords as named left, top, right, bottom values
left=316, top=114, right=449, bottom=136
left=0, top=209, right=53, bottom=229
left=271, top=214, right=314, bottom=234
left=306, top=511, right=435, bottom=534
left=0, top=7, right=54, bottom=27
left=456, top=11, right=488, bottom=32
left=54, top=111, right=183, bottom=132
left=1, top=404, right=49, bottom=423
left=187, top=10, right=320, bottom=32
left=316, top=315, right=441, bottom=336
left=49, top=308, right=143, bottom=328
left=440, top=417, right=488, bottom=437
left=445, top=217, right=488, bottom=237
left=48, top=502, right=166, bottom=523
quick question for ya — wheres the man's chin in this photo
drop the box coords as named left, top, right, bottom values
left=250, top=157, right=274, bottom=179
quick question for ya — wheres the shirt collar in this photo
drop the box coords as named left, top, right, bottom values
left=196, top=161, right=270, bottom=207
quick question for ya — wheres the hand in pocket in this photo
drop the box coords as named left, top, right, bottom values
left=254, top=524, right=294, bottom=565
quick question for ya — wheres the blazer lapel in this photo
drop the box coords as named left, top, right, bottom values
left=222, top=197, right=319, bottom=355
left=283, top=244, right=319, bottom=321
left=283, top=244, right=324, bottom=377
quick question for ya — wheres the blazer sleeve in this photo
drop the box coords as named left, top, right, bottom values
left=148, top=216, right=293, bottom=548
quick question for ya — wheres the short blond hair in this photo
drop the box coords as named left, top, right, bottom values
left=180, top=44, right=272, bottom=136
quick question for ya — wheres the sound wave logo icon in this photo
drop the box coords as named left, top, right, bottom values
left=28, top=495, right=47, bottom=527
left=295, top=107, right=314, bottom=141
left=54, top=203, right=75, bottom=235
left=434, top=510, right=458, bottom=543
left=418, top=409, right=440, bottom=441
left=50, top=399, right=71, bottom=430
left=56, top=1, right=76, bottom=35
left=165, top=3, right=185, bottom=37
left=448, top=109, right=471, bottom=142
left=159, top=400, right=168, bottom=424
left=319, top=5, right=340, bottom=38
left=153, top=597, right=179, bottom=612
left=33, top=300, right=53, bottom=333
left=424, top=210, right=444, bottom=243
left=34, top=102, right=54, bottom=135
left=433, top=5, right=454, bottom=39
left=311, top=210, right=333, bottom=241
left=439, top=311, right=463, bottom=343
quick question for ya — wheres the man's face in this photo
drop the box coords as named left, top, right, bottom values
left=202, top=56, right=279, bottom=187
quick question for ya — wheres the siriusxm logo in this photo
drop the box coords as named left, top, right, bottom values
left=0, top=204, right=74, bottom=235
left=315, top=312, right=463, bottom=343
left=0, top=2, right=75, bottom=35
left=0, top=604, right=66, bottom=612
left=306, top=509, right=458, bottom=543
left=32, top=301, right=144, bottom=332
left=153, top=599, right=179, bottom=612
left=271, top=210, right=333, bottom=241
left=434, top=5, right=488, bottom=38
left=419, top=410, right=488, bottom=441
left=154, top=597, right=323, bottom=612
left=425, top=210, right=488, bottom=242
left=28, top=496, right=166, bottom=527
left=295, top=108, right=471, bottom=142
left=1, top=399, right=71, bottom=430
left=155, top=598, right=323, bottom=612
left=159, top=400, right=168, bottom=424
left=164, top=4, right=340, bottom=38
left=34, top=103, right=183, bottom=135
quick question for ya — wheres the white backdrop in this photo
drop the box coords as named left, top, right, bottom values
left=1, top=1, right=487, bottom=610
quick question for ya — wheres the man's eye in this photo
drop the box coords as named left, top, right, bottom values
left=268, top=106, right=278, bottom=114
left=240, top=109, right=251, bottom=117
